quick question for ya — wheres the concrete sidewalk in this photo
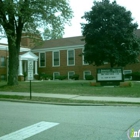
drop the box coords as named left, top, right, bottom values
left=0, top=91, right=140, bottom=104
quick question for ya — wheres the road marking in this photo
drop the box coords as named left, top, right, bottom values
left=0, top=121, right=59, bottom=140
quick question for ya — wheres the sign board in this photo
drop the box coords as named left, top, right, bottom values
left=97, top=68, right=123, bottom=82
left=123, top=70, right=132, bottom=75
left=123, top=70, right=132, bottom=80
left=28, top=70, right=34, bottom=80
left=28, top=60, right=34, bottom=80
left=28, top=60, right=33, bottom=70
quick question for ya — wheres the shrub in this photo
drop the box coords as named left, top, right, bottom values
left=55, top=75, right=67, bottom=80
left=120, top=82, right=133, bottom=87
left=85, top=75, right=94, bottom=80
left=45, top=74, right=53, bottom=80
left=128, top=72, right=140, bottom=81
left=23, top=72, right=27, bottom=81
left=39, top=72, right=45, bottom=80
left=71, top=74, right=79, bottom=80
left=39, top=73, right=53, bottom=80
left=90, top=82, right=100, bottom=86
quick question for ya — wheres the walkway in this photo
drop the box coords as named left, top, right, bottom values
left=0, top=92, right=140, bottom=104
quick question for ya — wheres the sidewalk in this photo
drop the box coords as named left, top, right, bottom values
left=0, top=91, right=140, bottom=104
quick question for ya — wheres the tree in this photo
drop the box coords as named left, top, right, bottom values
left=81, top=0, right=140, bottom=68
left=0, top=0, right=73, bottom=85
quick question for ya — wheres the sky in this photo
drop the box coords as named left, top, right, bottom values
left=1, top=0, right=140, bottom=43
left=63, top=0, right=140, bottom=37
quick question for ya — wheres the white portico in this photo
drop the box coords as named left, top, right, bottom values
left=19, top=51, right=38, bottom=76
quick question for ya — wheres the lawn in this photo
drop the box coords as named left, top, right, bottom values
left=0, top=80, right=140, bottom=97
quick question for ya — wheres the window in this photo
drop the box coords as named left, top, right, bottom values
left=39, top=53, right=46, bottom=67
left=103, top=61, right=109, bottom=64
left=83, top=71, right=91, bottom=79
left=67, top=50, right=75, bottom=65
left=82, top=49, right=88, bottom=65
left=0, top=56, right=6, bottom=67
left=53, top=51, right=60, bottom=66
left=68, top=71, right=75, bottom=79
left=53, top=72, right=60, bottom=80
left=0, top=74, right=6, bottom=81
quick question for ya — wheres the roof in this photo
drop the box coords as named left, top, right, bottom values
left=33, top=29, right=140, bottom=50
left=19, top=51, right=38, bottom=60
left=0, top=43, right=31, bottom=52
left=135, top=29, right=140, bottom=37
left=33, top=36, right=84, bottom=50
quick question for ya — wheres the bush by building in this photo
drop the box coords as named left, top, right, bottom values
left=71, top=74, right=79, bottom=80
left=125, top=72, right=140, bottom=80
left=55, top=75, right=67, bottom=80
left=85, top=75, right=94, bottom=80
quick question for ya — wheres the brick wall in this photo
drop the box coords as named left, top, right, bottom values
left=0, top=50, right=8, bottom=80
left=38, top=48, right=140, bottom=80
left=21, top=37, right=35, bottom=49
left=21, top=34, right=42, bottom=49
left=37, top=48, right=113, bottom=79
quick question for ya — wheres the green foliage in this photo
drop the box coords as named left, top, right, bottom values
left=0, top=0, right=73, bottom=85
left=0, top=0, right=73, bottom=40
left=120, top=81, right=133, bottom=87
left=23, top=72, right=27, bottom=77
left=81, top=0, right=140, bottom=68
left=39, top=73, right=53, bottom=80
left=85, top=75, right=94, bottom=80
left=129, top=72, right=140, bottom=81
left=55, top=75, right=67, bottom=80
left=71, top=74, right=79, bottom=80
left=124, top=73, right=132, bottom=79
left=23, top=72, right=27, bottom=81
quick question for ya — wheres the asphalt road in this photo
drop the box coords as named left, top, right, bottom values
left=0, top=101, right=140, bottom=140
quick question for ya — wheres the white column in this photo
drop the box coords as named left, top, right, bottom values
left=19, top=59, right=23, bottom=75
left=35, top=60, right=38, bottom=75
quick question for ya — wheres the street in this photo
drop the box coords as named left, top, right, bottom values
left=0, top=101, right=140, bottom=140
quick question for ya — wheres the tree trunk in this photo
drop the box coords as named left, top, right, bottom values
left=110, top=57, right=114, bottom=68
left=7, top=38, right=20, bottom=86
left=110, top=62, right=114, bottom=68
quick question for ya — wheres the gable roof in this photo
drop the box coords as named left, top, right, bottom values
left=135, top=29, right=140, bottom=37
left=19, top=51, right=38, bottom=60
left=33, top=29, right=140, bottom=51
left=33, top=36, right=84, bottom=50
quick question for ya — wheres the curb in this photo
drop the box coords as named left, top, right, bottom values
left=0, top=98, right=140, bottom=106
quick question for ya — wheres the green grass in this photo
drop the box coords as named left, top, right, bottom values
left=0, top=80, right=140, bottom=97
left=0, top=95, right=139, bottom=105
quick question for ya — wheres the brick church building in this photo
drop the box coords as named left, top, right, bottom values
left=0, top=29, right=140, bottom=81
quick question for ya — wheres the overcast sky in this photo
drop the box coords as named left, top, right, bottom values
left=63, top=0, right=140, bottom=37
left=1, top=0, right=140, bottom=43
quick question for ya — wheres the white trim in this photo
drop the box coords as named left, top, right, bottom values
left=0, top=45, right=30, bottom=52
left=103, top=61, right=109, bottom=64
left=20, top=47, right=31, bottom=52
left=67, top=49, right=75, bottom=66
left=18, top=60, right=23, bottom=75
left=0, top=45, right=8, bottom=50
left=34, top=60, right=38, bottom=75
left=32, top=45, right=84, bottom=53
left=19, top=51, right=38, bottom=61
left=39, top=52, right=46, bottom=67
left=52, top=51, right=60, bottom=67
left=0, top=56, right=6, bottom=67
left=83, top=70, right=91, bottom=80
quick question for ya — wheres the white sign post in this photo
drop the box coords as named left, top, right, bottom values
left=28, top=60, right=34, bottom=99
left=28, top=60, right=34, bottom=80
